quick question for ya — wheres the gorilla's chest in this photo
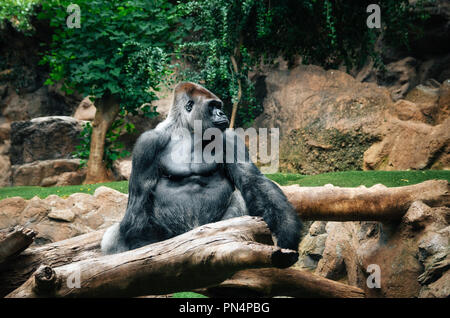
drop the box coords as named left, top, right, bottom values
left=159, top=136, right=221, bottom=178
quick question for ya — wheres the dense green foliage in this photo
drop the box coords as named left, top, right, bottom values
left=2, top=170, right=449, bottom=200
left=0, top=0, right=39, bottom=32
left=176, top=0, right=432, bottom=126
left=0, top=0, right=433, bottom=165
left=36, top=0, right=177, bottom=166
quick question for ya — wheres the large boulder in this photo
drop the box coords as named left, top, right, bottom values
left=0, top=122, right=11, bottom=187
left=11, top=159, right=85, bottom=187
left=0, top=187, right=127, bottom=244
left=364, top=80, right=450, bottom=171
left=364, top=118, right=450, bottom=170
left=10, top=116, right=84, bottom=165
left=296, top=201, right=450, bottom=298
left=0, top=84, right=80, bottom=122
left=253, top=64, right=393, bottom=174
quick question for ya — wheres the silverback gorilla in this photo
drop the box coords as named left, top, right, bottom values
left=101, top=82, right=302, bottom=261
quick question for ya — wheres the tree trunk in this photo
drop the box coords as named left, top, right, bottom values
left=0, top=226, right=36, bottom=264
left=229, top=54, right=242, bottom=129
left=84, top=95, right=120, bottom=184
left=281, top=179, right=449, bottom=221
left=6, top=217, right=298, bottom=298
left=0, top=229, right=104, bottom=297
left=200, top=268, right=365, bottom=298
left=229, top=35, right=243, bottom=129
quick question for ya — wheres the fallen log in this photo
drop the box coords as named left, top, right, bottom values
left=282, top=179, right=449, bottom=221
left=201, top=268, right=365, bottom=298
left=0, top=226, right=37, bottom=264
left=0, top=229, right=104, bottom=297
left=6, top=216, right=299, bottom=298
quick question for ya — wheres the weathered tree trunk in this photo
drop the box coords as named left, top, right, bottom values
left=6, top=217, right=300, bottom=298
left=229, top=35, right=243, bottom=129
left=200, top=268, right=365, bottom=298
left=229, top=54, right=242, bottom=129
left=282, top=179, right=449, bottom=221
left=84, top=95, right=120, bottom=184
left=3, top=180, right=446, bottom=297
left=0, top=226, right=36, bottom=264
left=0, top=229, right=104, bottom=297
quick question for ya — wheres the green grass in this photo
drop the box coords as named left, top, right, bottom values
left=172, top=292, right=208, bottom=298
left=0, top=181, right=129, bottom=200
left=1, top=170, right=449, bottom=200
left=266, top=170, right=450, bottom=187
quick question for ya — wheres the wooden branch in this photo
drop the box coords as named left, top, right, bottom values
left=200, top=268, right=365, bottom=298
left=0, top=226, right=37, bottom=264
left=0, top=229, right=104, bottom=297
left=6, top=216, right=298, bottom=298
left=282, top=180, right=449, bottom=221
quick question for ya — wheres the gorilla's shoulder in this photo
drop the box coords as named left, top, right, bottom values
left=133, top=129, right=171, bottom=155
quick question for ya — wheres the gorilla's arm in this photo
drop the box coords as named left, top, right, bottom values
left=224, top=131, right=302, bottom=251
left=118, top=129, right=171, bottom=249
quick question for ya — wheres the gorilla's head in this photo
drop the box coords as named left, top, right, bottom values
left=168, top=82, right=229, bottom=132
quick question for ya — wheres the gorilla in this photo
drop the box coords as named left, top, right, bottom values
left=101, top=82, right=302, bottom=260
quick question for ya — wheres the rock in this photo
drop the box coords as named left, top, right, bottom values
left=0, top=123, right=11, bottom=187
left=11, top=159, right=86, bottom=187
left=253, top=64, right=393, bottom=174
left=437, top=79, right=450, bottom=124
left=0, top=197, right=27, bottom=229
left=419, top=271, right=450, bottom=298
left=403, top=201, right=434, bottom=229
left=296, top=233, right=328, bottom=271
left=112, top=158, right=132, bottom=180
left=10, top=116, right=84, bottom=165
left=309, top=221, right=327, bottom=236
left=1, top=85, right=80, bottom=122
left=378, top=57, right=419, bottom=101
left=390, top=99, right=428, bottom=123
left=73, top=97, right=96, bottom=121
left=19, top=196, right=50, bottom=226
left=0, top=186, right=126, bottom=244
left=0, top=122, right=10, bottom=142
left=418, top=251, right=450, bottom=285
left=312, top=201, right=450, bottom=298
left=364, top=118, right=450, bottom=170
left=0, top=154, right=11, bottom=187
left=47, top=209, right=76, bottom=222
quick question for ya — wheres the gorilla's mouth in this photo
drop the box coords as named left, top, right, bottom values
left=214, top=120, right=229, bottom=130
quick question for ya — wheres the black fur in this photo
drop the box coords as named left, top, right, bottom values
left=101, top=82, right=303, bottom=255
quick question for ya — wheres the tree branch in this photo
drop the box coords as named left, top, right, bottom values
left=6, top=216, right=298, bottom=298
left=0, top=226, right=36, bottom=264
left=200, top=268, right=365, bottom=298
left=282, top=180, right=449, bottom=221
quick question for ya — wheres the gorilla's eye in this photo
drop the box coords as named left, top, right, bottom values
left=185, top=100, right=194, bottom=112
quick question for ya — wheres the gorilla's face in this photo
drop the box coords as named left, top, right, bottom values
left=186, top=98, right=229, bottom=132
left=173, top=82, right=229, bottom=132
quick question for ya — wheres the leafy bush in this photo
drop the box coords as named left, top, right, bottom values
left=0, top=0, right=39, bottom=32
left=176, top=0, right=432, bottom=126
left=37, top=0, right=178, bottom=169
